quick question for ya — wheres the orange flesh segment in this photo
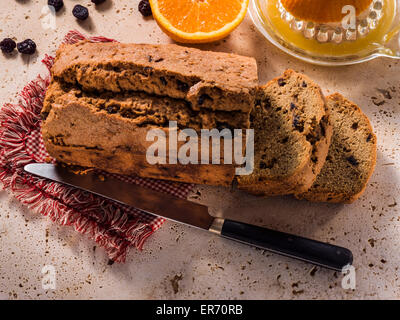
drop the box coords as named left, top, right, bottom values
left=157, top=0, right=244, bottom=33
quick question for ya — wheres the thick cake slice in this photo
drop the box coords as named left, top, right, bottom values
left=237, top=70, right=332, bottom=196
left=295, top=93, right=377, bottom=203
left=51, top=41, right=258, bottom=115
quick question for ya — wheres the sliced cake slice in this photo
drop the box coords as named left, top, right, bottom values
left=237, top=70, right=332, bottom=196
left=295, top=93, right=377, bottom=203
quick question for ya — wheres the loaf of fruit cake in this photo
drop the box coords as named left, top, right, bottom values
left=41, top=42, right=258, bottom=186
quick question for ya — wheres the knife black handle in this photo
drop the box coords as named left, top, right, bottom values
left=220, top=219, right=353, bottom=271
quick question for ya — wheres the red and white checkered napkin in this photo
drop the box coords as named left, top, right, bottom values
left=0, top=31, right=194, bottom=263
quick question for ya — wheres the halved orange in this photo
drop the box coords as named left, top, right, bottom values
left=149, top=0, right=250, bottom=43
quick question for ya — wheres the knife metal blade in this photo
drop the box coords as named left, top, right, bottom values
left=24, top=163, right=353, bottom=271
left=24, top=163, right=214, bottom=230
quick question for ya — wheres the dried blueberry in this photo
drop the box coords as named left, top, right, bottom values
left=106, top=105, right=120, bottom=114
left=176, top=80, right=189, bottom=92
left=293, top=114, right=304, bottom=132
left=260, top=159, right=276, bottom=170
left=278, top=78, right=286, bottom=86
left=290, top=102, right=297, bottom=110
left=91, top=0, right=106, bottom=4
left=160, top=77, right=167, bottom=86
left=17, top=39, right=36, bottom=55
left=48, top=0, right=64, bottom=12
left=138, top=0, right=152, bottom=17
left=143, top=66, right=153, bottom=74
left=259, top=162, right=267, bottom=169
left=302, top=81, right=307, bottom=88
left=73, top=5, right=89, bottom=20
left=346, top=156, right=359, bottom=166
left=0, top=38, right=16, bottom=54
left=198, top=94, right=211, bottom=105
left=367, top=133, right=373, bottom=142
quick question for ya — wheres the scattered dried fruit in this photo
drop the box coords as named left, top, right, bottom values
left=106, top=105, right=120, bottom=114
left=198, top=94, right=211, bottom=105
left=346, top=155, right=359, bottom=166
left=91, top=0, right=106, bottom=4
left=73, top=5, right=89, bottom=20
left=176, top=80, right=189, bottom=92
left=292, top=114, right=304, bottom=132
left=0, top=38, right=16, bottom=54
left=138, top=0, right=152, bottom=17
left=159, top=76, right=167, bottom=85
left=259, top=162, right=267, bottom=169
left=48, top=0, right=64, bottom=12
left=17, top=39, right=36, bottom=55
left=278, top=78, right=286, bottom=86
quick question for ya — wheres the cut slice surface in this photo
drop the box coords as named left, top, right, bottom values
left=295, top=93, right=377, bottom=203
left=149, top=0, right=249, bottom=43
left=237, top=70, right=332, bottom=196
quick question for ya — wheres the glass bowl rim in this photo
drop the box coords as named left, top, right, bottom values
left=249, top=0, right=399, bottom=66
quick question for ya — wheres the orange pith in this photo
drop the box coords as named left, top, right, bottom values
left=281, top=0, right=374, bottom=23
left=149, top=0, right=249, bottom=43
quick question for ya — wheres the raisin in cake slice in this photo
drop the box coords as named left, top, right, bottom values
left=237, top=70, right=332, bottom=196
left=295, top=93, right=377, bottom=203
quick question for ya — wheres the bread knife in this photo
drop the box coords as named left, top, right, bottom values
left=24, top=163, right=353, bottom=271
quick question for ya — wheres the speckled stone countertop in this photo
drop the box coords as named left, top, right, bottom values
left=0, top=1, right=399, bottom=300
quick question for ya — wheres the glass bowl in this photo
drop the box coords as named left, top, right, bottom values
left=249, top=0, right=400, bottom=66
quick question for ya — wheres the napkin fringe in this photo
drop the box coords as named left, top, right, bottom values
left=0, top=48, right=156, bottom=263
